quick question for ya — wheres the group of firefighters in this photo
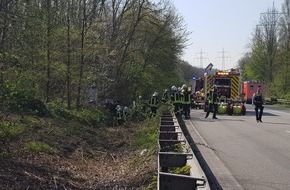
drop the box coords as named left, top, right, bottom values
left=113, top=84, right=194, bottom=125
left=113, top=84, right=264, bottom=125
left=139, top=84, right=194, bottom=119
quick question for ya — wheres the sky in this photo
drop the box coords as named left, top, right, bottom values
left=172, top=0, right=285, bottom=70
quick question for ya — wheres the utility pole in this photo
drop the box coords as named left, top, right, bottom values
left=194, top=49, right=208, bottom=68
left=257, top=2, right=285, bottom=83
left=217, top=48, right=230, bottom=70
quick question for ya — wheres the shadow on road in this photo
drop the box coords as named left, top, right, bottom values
left=259, top=121, right=290, bottom=125
left=245, top=110, right=278, bottom=116
left=178, top=117, right=223, bottom=190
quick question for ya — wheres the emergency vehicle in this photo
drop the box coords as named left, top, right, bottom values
left=203, top=68, right=246, bottom=115
left=190, top=77, right=204, bottom=109
left=242, top=81, right=265, bottom=104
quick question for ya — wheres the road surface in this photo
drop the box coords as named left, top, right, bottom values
left=186, top=104, right=290, bottom=190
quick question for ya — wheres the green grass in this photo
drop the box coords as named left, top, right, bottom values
left=25, top=141, right=56, bottom=154
left=0, top=121, right=25, bottom=140
left=170, top=165, right=191, bottom=175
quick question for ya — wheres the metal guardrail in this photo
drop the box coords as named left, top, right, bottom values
left=157, top=112, right=207, bottom=190
left=159, top=172, right=206, bottom=190
left=277, top=99, right=290, bottom=105
left=265, top=98, right=290, bottom=105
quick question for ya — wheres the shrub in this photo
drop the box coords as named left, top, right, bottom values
left=25, top=141, right=55, bottom=154
left=0, top=81, right=48, bottom=116
left=47, top=102, right=74, bottom=119
left=0, top=121, right=25, bottom=141
left=75, top=109, right=107, bottom=127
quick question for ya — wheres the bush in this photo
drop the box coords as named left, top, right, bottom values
left=0, top=81, right=48, bottom=116
left=47, top=103, right=108, bottom=127
left=75, top=109, right=107, bottom=127
left=25, top=141, right=55, bottom=154
left=0, top=121, right=25, bottom=141
left=47, top=102, right=74, bottom=119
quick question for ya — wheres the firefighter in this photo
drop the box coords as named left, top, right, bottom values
left=149, top=92, right=159, bottom=117
left=205, top=85, right=219, bottom=119
left=116, top=105, right=124, bottom=125
left=136, top=95, right=147, bottom=113
left=162, top=89, right=170, bottom=103
left=252, top=87, right=264, bottom=122
left=180, top=84, right=193, bottom=119
left=170, top=86, right=180, bottom=116
left=123, top=106, right=129, bottom=121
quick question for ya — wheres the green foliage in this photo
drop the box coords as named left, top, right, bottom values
left=239, top=5, right=290, bottom=98
left=144, top=175, right=158, bottom=190
left=0, top=0, right=193, bottom=109
left=47, top=102, right=108, bottom=127
left=0, top=121, right=25, bottom=141
left=74, top=109, right=108, bottom=127
left=170, top=165, right=191, bottom=175
left=133, top=104, right=173, bottom=149
left=47, top=102, right=74, bottom=119
left=25, top=141, right=55, bottom=154
left=133, top=117, right=159, bottom=149
left=0, top=81, right=48, bottom=116
left=0, top=53, right=20, bottom=69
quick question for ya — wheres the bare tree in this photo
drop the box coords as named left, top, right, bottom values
left=256, top=3, right=281, bottom=83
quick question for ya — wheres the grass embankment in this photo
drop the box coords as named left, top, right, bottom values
left=0, top=104, right=160, bottom=190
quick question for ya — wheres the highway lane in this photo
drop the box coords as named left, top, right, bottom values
left=187, top=105, right=290, bottom=190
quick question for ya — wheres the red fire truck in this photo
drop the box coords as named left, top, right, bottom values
left=203, top=68, right=246, bottom=115
left=242, top=81, right=265, bottom=104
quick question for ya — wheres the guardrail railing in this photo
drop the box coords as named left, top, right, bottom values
left=157, top=111, right=207, bottom=190
left=265, top=98, right=290, bottom=105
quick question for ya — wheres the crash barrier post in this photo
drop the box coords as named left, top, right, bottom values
left=158, top=111, right=207, bottom=190
left=159, top=172, right=206, bottom=190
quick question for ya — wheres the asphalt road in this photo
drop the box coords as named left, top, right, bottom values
left=187, top=104, right=290, bottom=190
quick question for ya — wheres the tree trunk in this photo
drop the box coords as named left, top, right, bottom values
left=66, top=0, right=72, bottom=109
left=46, top=0, right=52, bottom=103
left=76, top=0, right=86, bottom=110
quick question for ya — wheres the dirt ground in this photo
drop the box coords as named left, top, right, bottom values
left=0, top=125, right=157, bottom=190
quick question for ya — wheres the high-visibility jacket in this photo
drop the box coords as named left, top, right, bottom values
left=208, top=90, right=219, bottom=104
left=180, top=90, right=192, bottom=105
left=116, top=109, right=123, bottom=120
left=149, top=96, right=158, bottom=107
left=171, top=92, right=180, bottom=104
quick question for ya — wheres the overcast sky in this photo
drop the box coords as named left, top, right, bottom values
left=172, top=0, right=285, bottom=70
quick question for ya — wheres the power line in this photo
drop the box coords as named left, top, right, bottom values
left=193, top=49, right=209, bottom=68
left=217, top=48, right=230, bottom=70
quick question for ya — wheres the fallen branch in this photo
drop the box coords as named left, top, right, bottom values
left=24, top=171, right=42, bottom=181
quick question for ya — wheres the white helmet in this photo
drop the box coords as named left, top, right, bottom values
left=116, top=105, right=122, bottom=111
left=171, top=86, right=177, bottom=91
left=182, top=84, right=187, bottom=90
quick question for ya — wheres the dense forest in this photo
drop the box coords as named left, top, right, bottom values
left=0, top=0, right=204, bottom=110
left=239, top=0, right=290, bottom=99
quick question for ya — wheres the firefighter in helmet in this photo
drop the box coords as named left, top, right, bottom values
left=205, top=85, right=219, bottom=119
left=180, top=84, right=193, bottom=119
left=149, top=92, right=159, bottom=117
left=162, top=89, right=170, bottom=103
left=171, top=85, right=181, bottom=116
